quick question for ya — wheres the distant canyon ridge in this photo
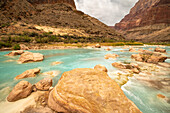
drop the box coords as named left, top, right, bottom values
left=114, top=0, right=170, bottom=42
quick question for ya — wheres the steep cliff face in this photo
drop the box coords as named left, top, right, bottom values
left=27, top=0, right=76, bottom=8
left=115, top=0, right=170, bottom=30
left=0, top=0, right=124, bottom=41
left=114, top=0, right=170, bottom=42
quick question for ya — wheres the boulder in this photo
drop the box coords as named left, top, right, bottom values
left=48, top=68, right=141, bottom=113
left=105, top=48, right=111, bottom=51
left=94, top=64, right=107, bottom=72
left=154, top=48, right=166, bottom=53
left=131, top=54, right=143, bottom=62
left=95, top=44, right=101, bottom=48
left=19, top=44, right=29, bottom=50
left=35, top=78, right=52, bottom=91
left=104, top=53, right=119, bottom=59
left=18, top=51, right=44, bottom=63
left=131, top=53, right=167, bottom=63
left=5, top=50, right=24, bottom=56
left=7, top=81, right=33, bottom=102
left=15, top=68, right=40, bottom=79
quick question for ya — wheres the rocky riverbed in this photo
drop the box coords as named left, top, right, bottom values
left=0, top=45, right=169, bottom=113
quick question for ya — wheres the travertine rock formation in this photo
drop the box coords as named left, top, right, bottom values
left=7, top=81, right=33, bottom=102
left=18, top=51, right=44, bottom=63
left=15, top=68, right=40, bottom=79
left=48, top=68, right=141, bottom=113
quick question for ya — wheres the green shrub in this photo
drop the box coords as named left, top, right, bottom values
left=13, top=44, right=20, bottom=50
left=0, top=41, right=12, bottom=48
left=29, top=32, right=39, bottom=37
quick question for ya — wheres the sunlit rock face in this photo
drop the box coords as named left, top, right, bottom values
left=48, top=68, right=141, bottom=113
left=27, top=0, right=76, bottom=8
left=115, top=0, right=170, bottom=30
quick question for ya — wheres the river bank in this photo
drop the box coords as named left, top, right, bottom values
left=0, top=42, right=169, bottom=51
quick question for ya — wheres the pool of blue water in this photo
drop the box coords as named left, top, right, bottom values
left=0, top=46, right=170, bottom=113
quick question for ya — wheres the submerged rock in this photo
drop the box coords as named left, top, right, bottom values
left=0, top=87, right=11, bottom=101
left=15, top=68, right=40, bottom=79
left=5, top=50, right=24, bottom=56
left=7, top=81, right=33, bottom=102
left=112, top=72, right=133, bottom=86
left=35, top=78, right=52, bottom=91
left=48, top=68, right=141, bottom=113
left=136, top=77, right=170, bottom=92
left=51, top=61, right=63, bottom=66
left=94, top=64, right=107, bottom=72
left=155, top=48, right=166, bottom=53
left=104, top=53, right=119, bottom=59
left=18, top=51, right=44, bottom=63
left=42, top=70, right=61, bottom=77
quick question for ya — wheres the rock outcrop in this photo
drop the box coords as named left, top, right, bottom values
left=154, top=48, right=166, bottom=53
left=18, top=51, right=44, bottom=63
left=48, top=68, right=141, bottom=113
left=15, top=68, right=40, bottom=79
left=5, top=50, right=24, bottom=56
left=7, top=81, right=33, bottom=102
left=94, top=64, right=107, bottom=72
left=114, top=0, right=170, bottom=42
left=131, top=52, right=167, bottom=63
left=115, top=0, right=170, bottom=30
left=35, top=78, right=52, bottom=91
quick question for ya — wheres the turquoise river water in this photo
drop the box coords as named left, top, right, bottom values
left=0, top=46, right=170, bottom=113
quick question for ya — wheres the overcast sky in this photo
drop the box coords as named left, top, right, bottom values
left=74, top=0, right=138, bottom=26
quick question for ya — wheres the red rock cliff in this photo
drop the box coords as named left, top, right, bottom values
left=27, top=0, right=76, bottom=8
left=115, top=0, right=170, bottom=30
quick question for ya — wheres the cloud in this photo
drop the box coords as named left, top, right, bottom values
left=74, top=0, right=138, bottom=26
